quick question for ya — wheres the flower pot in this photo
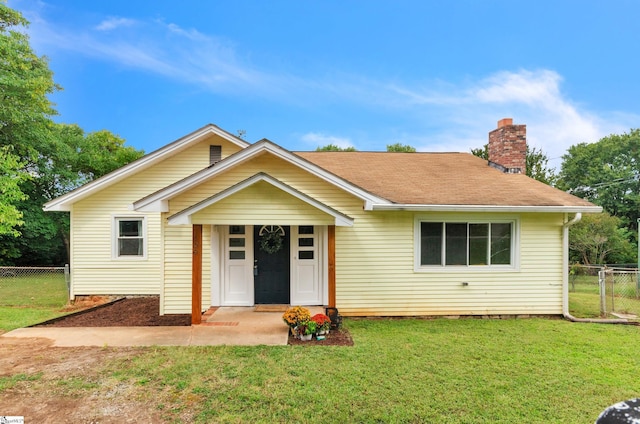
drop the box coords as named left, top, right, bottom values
left=300, top=334, right=312, bottom=341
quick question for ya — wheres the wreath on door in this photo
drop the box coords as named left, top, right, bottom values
left=259, top=225, right=285, bottom=254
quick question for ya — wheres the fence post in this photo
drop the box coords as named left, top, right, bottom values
left=599, top=269, right=606, bottom=316
left=64, top=264, right=71, bottom=300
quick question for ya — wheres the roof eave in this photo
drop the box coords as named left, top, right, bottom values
left=43, top=124, right=250, bottom=212
left=369, top=204, right=603, bottom=213
left=167, top=172, right=355, bottom=226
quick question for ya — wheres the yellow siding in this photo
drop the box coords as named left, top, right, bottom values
left=190, top=180, right=335, bottom=225
left=70, top=134, right=239, bottom=298
left=334, top=212, right=564, bottom=316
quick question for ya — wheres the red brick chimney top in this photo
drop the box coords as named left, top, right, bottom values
left=488, top=118, right=526, bottom=174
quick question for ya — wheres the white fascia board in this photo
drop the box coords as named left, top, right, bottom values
left=43, top=124, right=249, bottom=212
left=370, top=204, right=603, bottom=213
left=133, top=140, right=389, bottom=211
left=167, top=172, right=355, bottom=226
left=133, top=199, right=169, bottom=212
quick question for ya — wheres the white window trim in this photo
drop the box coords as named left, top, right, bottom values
left=414, top=216, right=520, bottom=273
left=112, top=215, right=148, bottom=260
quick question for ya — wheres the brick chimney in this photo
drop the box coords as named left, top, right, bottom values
left=488, top=118, right=526, bottom=174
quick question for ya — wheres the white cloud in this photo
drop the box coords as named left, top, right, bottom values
left=19, top=5, right=639, bottom=163
left=369, top=69, right=639, bottom=166
left=95, top=17, right=136, bottom=31
left=301, top=132, right=354, bottom=149
left=25, top=13, right=272, bottom=95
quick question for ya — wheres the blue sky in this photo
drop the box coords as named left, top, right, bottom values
left=9, top=0, right=640, bottom=168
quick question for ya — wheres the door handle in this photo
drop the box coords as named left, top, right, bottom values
left=253, top=260, right=258, bottom=276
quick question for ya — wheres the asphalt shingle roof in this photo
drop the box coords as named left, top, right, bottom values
left=295, top=151, right=595, bottom=207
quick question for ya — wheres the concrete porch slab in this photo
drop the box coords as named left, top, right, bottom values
left=0, top=306, right=327, bottom=347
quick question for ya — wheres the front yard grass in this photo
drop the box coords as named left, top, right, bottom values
left=0, top=273, right=68, bottom=332
left=98, top=318, right=639, bottom=423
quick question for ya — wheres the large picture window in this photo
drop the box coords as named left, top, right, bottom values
left=114, top=217, right=146, bottom=258
left=419, top=221, right=513, bottom=268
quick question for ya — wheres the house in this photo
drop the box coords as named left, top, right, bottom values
left=44, top=118, right=601, bottom=323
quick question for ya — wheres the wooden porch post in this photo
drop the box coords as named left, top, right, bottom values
left=328, top=225, right=336, bottom=308
left=192, top=224, right=203, bottom=325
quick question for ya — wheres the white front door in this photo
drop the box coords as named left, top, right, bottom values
left=290, top=225, right=322, bottom=305
left=221, top=225, right=254, bottom=306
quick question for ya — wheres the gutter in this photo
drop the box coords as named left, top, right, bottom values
left=562, top=213, right=627, bottom=324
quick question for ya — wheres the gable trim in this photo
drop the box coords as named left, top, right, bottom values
left=167, top=172, right=354, bottom=226
left=369, top=204, right=603, bottom=213
left=132, top=139, right=390, bottom=212
left=43, top=124, right=250, bottom=212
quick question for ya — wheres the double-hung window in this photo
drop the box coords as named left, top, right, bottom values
left=114, top=217, right=146, bottom=259
left=418, top=220, right=514, bottom=268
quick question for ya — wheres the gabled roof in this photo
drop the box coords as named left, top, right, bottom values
left=132, top=139, right=390, bottom=212
left=43, top=124, right=250, bottom=211
left=296, top=151, right=601, bottom=213
left=168, top=173, right=354, bottom=226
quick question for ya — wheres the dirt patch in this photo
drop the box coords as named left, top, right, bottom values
left=288, top=327, right=353, bottom=346
left=36, top=296, right=191, bottom=327
left=0, top=337, right=164, bottom=422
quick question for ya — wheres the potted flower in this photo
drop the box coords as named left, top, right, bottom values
left=311, top=313, right=331, bottom=336
left=297, top=320, right=317, bottom=341
left=282, top=306, right=311, bottom=337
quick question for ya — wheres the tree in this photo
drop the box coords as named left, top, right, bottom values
left=386, top=143, right=416, bottom=152
left=0, top=4, right=144, bottom=264
left=569, top=212, right=635, bottom=265
left=0, top=1, right=59, bottom=236
left=558, top=129, right=640, bottom=232
left=315, top=144, right=357, bottom=152
left=471, top=144, right=558, bottom=185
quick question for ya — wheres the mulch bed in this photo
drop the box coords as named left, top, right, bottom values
left=287, top=327, right=353, bottom=346
left=35, top=297, right=354, bottom=345
left=36, top=297, right=191, bottom=327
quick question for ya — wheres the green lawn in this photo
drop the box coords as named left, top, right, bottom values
left=3, top=272, right=640, bottom=421
left=95, top=318, right=639, bottom=423
left=0, top=272, right=69, bottom=332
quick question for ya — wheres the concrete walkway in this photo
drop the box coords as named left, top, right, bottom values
left=0, top=306, right=322, bottom=347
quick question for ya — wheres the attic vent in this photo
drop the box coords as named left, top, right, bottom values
left=210, top=145, right=222, bottom=165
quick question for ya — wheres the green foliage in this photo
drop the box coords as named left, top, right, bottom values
left=0, top=2, right=58, bottom=238
left=569, top=213, right=635, bottom=265
left=471, top=144, right=558, bottom=185
left=386, top=142, right=416, bottom=152
left=0, top=147, right=28, bottom=236
left=559, top=129, right=640, bottom=232
left=315, top=144, right=357, bottom=151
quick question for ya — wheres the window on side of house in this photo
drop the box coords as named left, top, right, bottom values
left=114, top=217, right=146, bottom=259
left=418, top=221, right=514, bottom=268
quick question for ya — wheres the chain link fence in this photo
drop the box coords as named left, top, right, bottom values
left=0, top=265, right=69, bottom=307
left=570, top=264, right=640, bottom=319
left=599, top=268, right=640, bottom=317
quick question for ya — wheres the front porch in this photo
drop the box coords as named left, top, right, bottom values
left=189, top=224, right=337, bottom=324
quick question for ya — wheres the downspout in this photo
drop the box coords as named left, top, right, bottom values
left=562, top=213, right=627, bottom=324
